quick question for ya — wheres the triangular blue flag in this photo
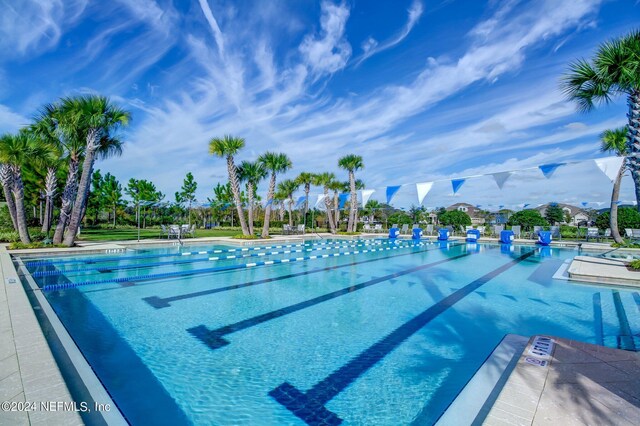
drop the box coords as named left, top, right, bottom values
left=451, top=179, right=465, bottom=194
left=265, top=199, right=273, bottom=207
left=538, top=163, right=565, bottom=179
left=581, top=202, right=588, bottom=207
left=338, top=193, right=349, bottom=209
left=295, top=196, right=305, bottom=207
left=523, top=204, right=530, bottom=208
left=475, top=205, right=482, bottom=208
left=499, top=205, right=504, bottom=209
left=386, top=185, right=402, bottom=204
left=615, top=200, right=622, bottom=205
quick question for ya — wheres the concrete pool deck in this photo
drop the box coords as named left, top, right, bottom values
left=482, top=336, right=640, bottom=426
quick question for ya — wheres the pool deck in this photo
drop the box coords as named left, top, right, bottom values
left=482, top=336, right=640, bottom=425
left=0, top=246, right=82, bottom=425
left=568, top=256, right=640, bottom=288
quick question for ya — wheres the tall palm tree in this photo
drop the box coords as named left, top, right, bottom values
left=312, top=172, right=337, bottom=233
left=258, top=152, right=292, bottom=238
left=0, top=164, right=18, bottom=230
left=209, top=135, right=250, bottom=236
left=600, top=127, right=629, bottom=243
left=295, top=172, right=314, bottom=224
left=238, top=160, right=267, bottom=235
left=327, top=179, right=345, bottom=230
left=562, top=29, right=640, bottom=208
left=277, top=179, right=299, bottom=228
left=338, top=154, right=364, bottom=232
left=56, top=96, right=129, bottom=246
left=40, top=158, right=60, bottom=234
left=0, top=131, right=53, bottom=243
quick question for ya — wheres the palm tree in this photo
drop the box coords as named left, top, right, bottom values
left=312, top=172, right=337, bottom=233
left=55, top=96, right=129, bottom=246
left=277, top=179, right=299, bottom=228
left=0, top=131, right=53, bottom=243
left=238, top=160, right=267, bottom=235
left=209, top=135, right=250, bottom=236
left=40, top=159, right=60, bottom=234
left=600, top=127, right=629, bottom=243
left=327, top=179, right=346, bottom=230
left=0, top=164, right=18, bottom=231
left=295, top=172, right=314, bottom=224
left=338, top=154, right=364, bottom=232
left=258, top=152, right=292, bottom=238
left=562, top=29, right=640, bottom=208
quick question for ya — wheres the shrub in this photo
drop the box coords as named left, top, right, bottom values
left=0, top=206, right=14, bottom=229
left=438, top=210, right=471, bottom=231
left=595, top=207, right=640, bottom=234
left=231, top=234, right=260, bottom=240
left=508, top=210, right=548, bottom=231
left=560, top=225, right=577, bottom=239
left=629, top=259, right=640, bottom=270
left=387, top=212, right=412, bottom=226
left=8, top=242, right=67, bottom=250
left=0, top=231, right=20, bottom=242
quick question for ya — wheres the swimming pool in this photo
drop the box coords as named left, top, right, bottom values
left=17, top=238, right=640, bottom=425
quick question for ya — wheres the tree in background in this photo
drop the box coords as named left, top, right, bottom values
left=277, top=179, right=299, bottom=228
left=295, top=172, right=314, bottom=225
left=328, top=179, right=346, bottom=230
left=312, top=172, right=337, bottom=233
left=86, top=170, right=104, bottom=225
left=438, top=210, right=472, bottom=232
left=544, top=204, right=564, bottom=225
left=600, top=127, right=629, bottom=243
left=258, top=152, right=292, bottom=238
left=209, top=135, right=250, bottom=236
left=102, top=173, right=123, bottom=228
left=338, top=154, right=364, bottom=233
left=563, top=29, right=640, bottom=209
left=596, top=207, right=640, bottom=235
left=238, top=161, right=267, bottom=235
left=178, top=172, right=198, bottom=226
left=507, top=210, right=548, bottom=231
left=126, top=179, right=163, bottom=228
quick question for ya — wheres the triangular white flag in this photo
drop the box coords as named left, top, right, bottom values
left=594, top=157, right=624, bottom=183
left=361, top=189, right=375, bottom=207
left=315, top=194, right=327, bottom=208
left=492, top=171, right=512, bottom=189
left=416, top=182, right=434, bottom=205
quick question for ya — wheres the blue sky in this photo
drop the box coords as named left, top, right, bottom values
left=1, top=0, right=639, bottom=209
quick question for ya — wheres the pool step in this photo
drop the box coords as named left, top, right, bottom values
left=594, top=290, right=640, bottom=351
left=434, top=334, right=529, bottom=426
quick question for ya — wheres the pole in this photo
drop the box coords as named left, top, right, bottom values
left=137, top=203, right=140, bottom=242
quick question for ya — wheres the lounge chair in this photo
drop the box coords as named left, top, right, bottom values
left=400, top=224, right=409, bottom=234
left=586, top=227, right=600, bottom=242
left=625, top=228, right=633, bottom=238
left=477, top=226, right=485, bottom=236
left=363, top=224, right=372, bottom=232
left=425, top=224, right=434, bottom=235
left=283, top=224, right=292, bottom=235
left=531, top=226, right=542, bottom=239
left=604, top=228, right=611, bottom=239
left=373, top=224, right=382, bottom=233
left=297, top=224, right=305, bottom=235
left=412, top=224, right=420, bottom=230
left=493, top=225, right=504, bottom=236
left=550, top=226, right=561, bottom=240
left=465, top=226, right=473, bottom=232
left=511, top=225, right=521, bottom=239
left=168, top=225, right=181, bottom=239
left=392, top=223, right=399, bottom=229
left=183, top=224, right=195, bottom=238
left=160, top=224, right=169, bottom=239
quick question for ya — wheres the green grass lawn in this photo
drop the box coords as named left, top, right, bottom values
left=77, top=227, right=240, bottom=241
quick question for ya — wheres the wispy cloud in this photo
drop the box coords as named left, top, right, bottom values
left=354, top=0, right=424, bottom=66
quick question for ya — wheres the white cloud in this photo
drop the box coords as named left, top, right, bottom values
left=0, top=105, right=29, bottom=133
left=299, top=1, right=352, bottom=75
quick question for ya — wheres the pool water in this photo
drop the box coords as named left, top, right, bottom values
left=19, top=239, right=640, bottom=425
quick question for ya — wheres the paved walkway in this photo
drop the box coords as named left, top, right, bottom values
left=0, top=247, right=82, bottom=425
left=484, top=336, right=640, bottom=425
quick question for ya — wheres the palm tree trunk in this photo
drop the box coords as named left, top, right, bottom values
left=11, top=167, right=30, bottom=244
left=0, top=164, right=18, bottom=231
left=610, top=163, right=625, bottom=244
left=261, top=173, right=276, bottom=238
left=304, top=183, right=310, bottom=225
left=53, top=159, right=79, bottom=244
left=247, top=182, right=254, bottom=235
left=113, top=205, right=116, bottom=228
left=324, top=186, right=336, bottom=233
left=64, top=129, right=99, bottom=246
left=227, top=156, right=249, bottom=235
left=627, top=91, right=640, bottom=211
left=279, top=202, right=285, bottom=221
left=288, top=197, right=294, bottom=227
left=333, top=191, right=340, bottom=230
left=347, top=171, right=356, bottom=232
left=42, top=166, right=56, bottom=233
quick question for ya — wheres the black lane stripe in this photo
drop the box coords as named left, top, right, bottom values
left=268, top=250, right=535, bottom=426
left=187, top=251, right=471, bottom=350
left=143, top=242, right=463, bottom=309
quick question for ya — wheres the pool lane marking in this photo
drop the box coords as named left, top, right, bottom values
left=30, top=240, right=406, bottom=278
left=611, top=290, right=637, bottom=351
left=143, top=243, right=463, bottom=308
left=268, top=250, right=535, bottom=426
left=187, top=251, right=472, bottom=350
left=40, top=241, right=436, bottom=291
left=593, top=293, right=604, bottom=346
left=25, top=238, right=391, bottom=267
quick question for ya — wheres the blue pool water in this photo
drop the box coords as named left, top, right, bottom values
left=19, top=239, right=640, bottom=425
